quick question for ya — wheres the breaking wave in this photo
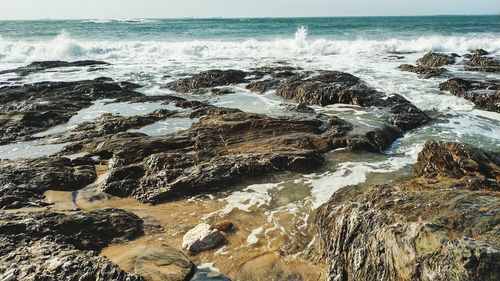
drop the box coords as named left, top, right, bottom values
left=0, top=28, right=499, bottom=64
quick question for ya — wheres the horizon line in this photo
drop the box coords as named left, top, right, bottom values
left=1, top=13, right=498, bottom=21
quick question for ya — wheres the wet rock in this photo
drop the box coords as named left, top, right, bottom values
left=59, top=109, right=175, bottom=142
left=0, top=77, right=143, bottom=144
left=416, top=52, right=456, bottom=67
left=414, top=140, right=500, bottom=189
left=134, top=246, right=195, bottom=281
left=287, top=103, right=315, bottom=113
left=275, top=70, right=429, bottom=132
left=439, top=78, right=500, bottom=112
left=211, top=87, right=235, bottom=95
left=166, top=70, right=248, bottom=93
left=61, top=112, right=359, bottom=203
left=0, top=240, right=144, bottom=281
left=0, top=60, right=110, bottom=76
left=0, top=208, right=145, bottom=280
left=0, top=157, right=97, bottom=209
left=246, top=79, right=281, bottom=93
left=182, top=223, right=225, bottom=252
left=398, top=64, right=447, bottom=78
left=314, top=141, right=500, bottom=281
left=464, top=52, right=500, bottom=73
left=0, top=208, right=144, bottom=252
left=213, top=220, right=234, bottom=231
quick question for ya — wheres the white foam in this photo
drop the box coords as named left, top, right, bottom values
left=1, top=30, right=498, bottom=65
left=246, top=227, right=264, bottom=245
left=307, top=145, right=423, bottom=209
left=220, top=183, right=282, bottom=214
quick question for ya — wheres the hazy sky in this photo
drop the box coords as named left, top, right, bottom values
left=1, top=0, right=499, bottom=20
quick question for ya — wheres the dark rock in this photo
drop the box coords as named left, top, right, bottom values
left=275, top=71, right=429, bottom=132
left=0, top=157, right=96, bottom=209
left=58, top=109, right=175, bottom=143
left=314, top=141, right=500, bottom=281
left=61, top=112, right=360, bottom=203
left=398, top=64, right=447, bottom=78
left=0, top=77, right=143, bottom=144
left=439, top=78, right=500, bottom=112
left=417, top=52, right=456, bottom=67
left=0, top=208, right=145, bottom=280
left=464, top=55, right=500, bottom=73
left=211, top=87, right=235, bottom=95
left=414, top=140, right=500, bottom=189
left=0, top=60, right=110, bottom=76
left=246, top=79, right=281, bottom=93
left=166, top=70, right=248, bottom=93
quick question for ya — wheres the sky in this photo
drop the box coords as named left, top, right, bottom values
left=0, top=0, right=499, bottom=20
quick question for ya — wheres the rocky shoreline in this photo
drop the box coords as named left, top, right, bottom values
left=0, top=53, right=499, bottom=280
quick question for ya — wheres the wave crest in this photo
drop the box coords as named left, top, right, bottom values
left=0, top=28, right=499, bottom=64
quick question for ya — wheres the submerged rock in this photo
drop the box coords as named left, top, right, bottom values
left=314, top=141, right=500, bottom=281
left=0, top=60, right=110, bottom=76
left=0, top=208, right=145, bottom=281
left=182, top=223, right=225, bottom=252
left=0, top=157, right=97, bottom=209
left=166, top=70, right=248, bottom=93
left=439, top=78, right=500, bottom=112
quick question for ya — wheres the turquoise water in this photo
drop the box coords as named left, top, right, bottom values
left=0, top=15, right=499, bottom=40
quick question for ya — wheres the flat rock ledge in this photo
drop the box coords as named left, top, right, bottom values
left=313, top=140, right=500, bottom=281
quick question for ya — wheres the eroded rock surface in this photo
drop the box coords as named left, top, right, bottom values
left=416, top=52, right=456, bottom=67
left=463, top=49, right=500, bottom=73
left=0, top=157, right=97, bottom=209
left=314, top=141, right=500, bottom=281
left=439, top=78, right=500, bottom=112
left=0, top=77, right=142, bottom=144
left=0, top=208, right=145, bottom=281
left=399, top=52, right=455, bottom=78
left=71, top=112, right=353, bottom=203
left=166, top=70, right=248, bottom=93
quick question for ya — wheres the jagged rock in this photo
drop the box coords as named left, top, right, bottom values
left=166, top=70, right=248, bottom=93
left=0, top=208, right=145, bottom=280
left=464, top=55, right=500, bottom=73
left=0, top=240, right=144, bottom=281
left=60, top=112, right=364, bottom=203
left=275, top=71, right=429, bottom=132
left=182, top=223, right=224, bottom=252
left=414, top=140, right=500, bottom=190
left=0, top=157, right=97, bottom=209
left=398, top=64, right=447, bottom=78
left=58, top=109, right=175, bottom=142
left=314, top=141, right=500, bottom=281
left=416, top=52, right=456, bottom=67
left=246, top=79, right=282, bottom=93
left=0, top=208, right=144, bottom=252
left=0, top=60, right=110, bottom=76
left=0, top=77, right=142, bottom=144
left=439, top=78, right=500, bottom=112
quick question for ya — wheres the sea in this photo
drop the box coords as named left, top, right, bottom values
left=0, top=16, right=499, bottom=246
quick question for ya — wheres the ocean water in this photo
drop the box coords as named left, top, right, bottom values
left=0, top=16, right=499, bottom=239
